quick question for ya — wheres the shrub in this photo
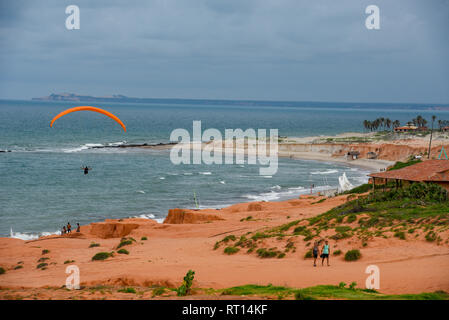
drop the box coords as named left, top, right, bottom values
left=344, top=249, right=361, bottom=261
left=222, top=235, right=236, bottom=242
left=346, top=214, right=357, bottom=223
left=294, top=290, right=315, bottom=300
left=176, top=270, right=195, bottom=296
left=224, top=246, right=239, bottom=255
left=37, top=263, right=48, bottom=269
left=14, top=265, right=23, bottom=270
left=333, top=250, right=342, bottom=256
left=335, top=226, right=351, bottom=233
left=152, top=287, right=166, bottom=297
left=64, top=260, right=75, bottom=264
left=117, top=249, right=129, bottom=255
left=141, top=236, right=148, bottom=240
left=394, top=231, right=406, bottom=240
left=349, top=282, right=357, bottom=290
left=42, top=249, right=50, bottom=255
left=37, top=257, right=49, bottom=262
left=304, top=249, right=313, bottom=259
left=117, top=239, right=134, bottom=249
left=0, top=267, right=5, bottom=274
left=425, top=231, right=437, bottom=242
left=118, top=287, right=136, bottom=294
left=89, top=242, right=100, bottom=248
left=338, top=282, right=346, bottom=288
left=256, top=248, right=280, bottom=258
left=277, top=253, right=286, bottom=259
left=92, top=252, right=112, bottom=261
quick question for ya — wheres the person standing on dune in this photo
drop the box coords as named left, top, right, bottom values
left=312, top=241, right=320, bottom=267
left=321, top=240, right=330, bottom=266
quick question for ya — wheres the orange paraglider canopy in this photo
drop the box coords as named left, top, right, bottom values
left=50, top=106, right=126, bottom=132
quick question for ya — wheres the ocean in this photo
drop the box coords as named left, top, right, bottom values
left=1, top=99, right=448, bottom=239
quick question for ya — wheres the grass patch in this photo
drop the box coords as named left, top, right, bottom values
left=141, top=236, right=148, bottom=240
left=41, top=249, right=50, bottom=255
left=333, top=249, right=342, bottom=256
left=89, top=242, right=100, bottom=248
left=92, top=252, right=113, bottom=261
left=152, top=287, right=166, bottom=297
left=256, top=248, right=283, bottom=258
left=118, top=287, right=136, bottom=294
left=117, top=237, right=136, bottom=249
left=344, top=249, right=361, bottom=261
left=117, top=249, right=129, bottom=255
left=224, top=246, right=240, bottom=255
left=218, top=284, right=449, bottom=300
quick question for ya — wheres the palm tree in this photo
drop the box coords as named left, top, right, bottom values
left=385, top=118, right=392, bottom=131
left=428, top=115, right=436, bottom=159
left=392, top=120, right=400, bottom=129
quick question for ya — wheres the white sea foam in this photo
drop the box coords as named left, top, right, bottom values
left=220, top=180, right=226, bottom=184
left=10, top=228, right=59, bottom=240
left=159, top=177, right=165, bottom=180
left=132, top=213, right=156, bottom=219
left=200, top=172, right=212, bottom=175
left=63, top=143, right=104, bottom=153
left=311, top=169, right=339, bottom=175
left=136, top=190, right=146, bottom=194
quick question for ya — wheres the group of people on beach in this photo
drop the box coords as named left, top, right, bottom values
left=312, top=239, right=330, bottom=267
left=61, top=222, right=80, bottom=235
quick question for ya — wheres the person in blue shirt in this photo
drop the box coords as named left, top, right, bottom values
left=321, top=240, right=330, bottom=266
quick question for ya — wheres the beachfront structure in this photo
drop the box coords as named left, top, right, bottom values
left=368, top=160, right=449, bottom=192
left=346, top=151, right=360, bottom=160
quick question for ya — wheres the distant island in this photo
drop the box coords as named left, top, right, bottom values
left=32, top=93, right=448, bottom=110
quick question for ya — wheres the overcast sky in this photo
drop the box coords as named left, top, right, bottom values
left=0, top=0, right=448, bottom=103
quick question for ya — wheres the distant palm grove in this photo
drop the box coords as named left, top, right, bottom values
left=363, top=115, right=449, bottom=132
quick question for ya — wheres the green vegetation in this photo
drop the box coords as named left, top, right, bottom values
left=394, top=231, right=406, bottom=240
left=117, top=249, right=129, bottom=255
left=218, top=284, right=449, bottom=300
left=333, top=250, right=342, bottom=256
left=141, top=236, right=148, bottom=240
left=92, top=252, right=113, bottom=261
left=388, top=159, right=422, bottom=171
left=304, top=249, right=313, bottom=259
left=37, top=257, right=49, bottom=263
left=256, top=247, right=283, bottom=258
left=41, top=249, right=50, bottom=255
left=344, top=250, right=361, bottom=261
left=176, top=270, right=195, bottom=297
left=117, top=237, right=136, bottom=249
left=89, top=242, right=100, bottom=248
left=240, top=216, right=254, bottom=222
left=14, top=265, right=23, bottom=270
left=0, top=267, right=5, bottom=275
left=213, top=183, right=448, bottom=260
left=64, top=260, right=75, bottom=264
left=36, top=262, right=48, bottom=269
left=152, top=287, right=166, bottom=297
left=118, top=287, right=136, bottom=294
left=224, top=246, right=240, bottom=255
left=312, top=198, right=326, bottom=204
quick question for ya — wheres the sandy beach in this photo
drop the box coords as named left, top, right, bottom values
left=1, top=193, right=448, bottom=299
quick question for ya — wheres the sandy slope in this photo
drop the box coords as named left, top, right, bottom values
left=0, top=195, right=448, bottom=299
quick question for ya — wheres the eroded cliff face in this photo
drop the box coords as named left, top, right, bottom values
left=279, top=143, right=448, bottom=161
left=163, top=208, right=224, bottom=224
left=88, top=220, right=140, bottom=239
